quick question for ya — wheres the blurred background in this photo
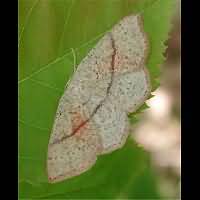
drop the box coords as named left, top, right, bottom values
left=131, top=0, right=181, bottom=198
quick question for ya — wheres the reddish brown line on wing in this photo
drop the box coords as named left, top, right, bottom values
left=71, top=118, right=90, bottom=136
left=106, top=35, right=116, bottom=95
left=111, top=37, right=116, bottom=71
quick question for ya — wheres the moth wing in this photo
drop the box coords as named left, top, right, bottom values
left=88, top=98, right=130, bottom=154
left=111, top=14, right=149, bottom=75
left=47, top=100, right=102, bottom=183
left=65, top=33, right=114, bottom=105
left=110, top=68, right=151, bottom=114
left=83, top=68, right=150, bottom=154
left=47, top=29, right=115, bottom=182
left=48, top=130, right=102, bottom=183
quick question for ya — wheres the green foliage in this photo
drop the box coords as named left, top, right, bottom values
left=19, top=0, right=175, bottom=198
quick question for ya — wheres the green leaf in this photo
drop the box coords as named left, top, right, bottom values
left=19, top=0, right=175, bottom=198
left=19, top=139, right=161, bottom=199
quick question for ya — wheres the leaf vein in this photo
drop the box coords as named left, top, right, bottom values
left=18, top=0, right=40, bottom=48
left=19, top=119, right=50, bottom=132
left=29, top=78, right=63, bottom=93
left=57, top=0, right=75, bottom=56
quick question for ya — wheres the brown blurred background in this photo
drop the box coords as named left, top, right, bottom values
left=131, top=0, right=180, bottom=198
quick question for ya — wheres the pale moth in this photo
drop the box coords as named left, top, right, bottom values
left=47, top=14, right=151, bottom=183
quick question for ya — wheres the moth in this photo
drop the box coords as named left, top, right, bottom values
left=47, top=14, right=151, bottom=183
